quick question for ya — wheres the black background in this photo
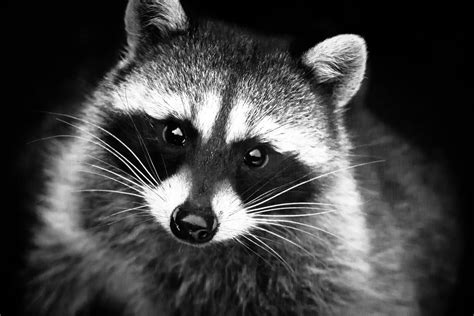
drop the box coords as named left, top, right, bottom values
left=2, top=0, right=471, bottom=314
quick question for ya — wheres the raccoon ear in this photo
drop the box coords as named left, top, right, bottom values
left=302, top=34, right=367, bottom=108
left=125, top=0, right=189, bottom=49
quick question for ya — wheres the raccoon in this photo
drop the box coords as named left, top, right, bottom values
left=25, top=0, right=460, bottom=315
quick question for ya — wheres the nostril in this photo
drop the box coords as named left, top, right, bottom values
left=170, top=206, right=218, bottom=244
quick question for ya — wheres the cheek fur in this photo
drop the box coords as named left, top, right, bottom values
left=143, top=167, right=192, bottom=233
left=211, top=181, right=256, bottom=242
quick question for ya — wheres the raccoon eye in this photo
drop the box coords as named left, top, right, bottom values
left=162, top=122, right=186, bottom=146
left=244, top=147, right=268, bottom=168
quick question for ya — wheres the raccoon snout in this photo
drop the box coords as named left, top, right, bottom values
left=170, top=205, right=218, bottom=244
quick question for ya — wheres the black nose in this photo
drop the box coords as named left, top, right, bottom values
left=170, top=206, right=218, bottom=244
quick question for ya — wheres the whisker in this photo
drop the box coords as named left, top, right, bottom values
left=37, top=134, right=152, bottom=189
left=247, top=161, right=384, bottom=210
left=39, top=111, right=158, bottom=187
left=233, top=236, right=275, bottom=268
left=252, top=208, right=339, bottom=216
left=241, top=155, right=297, bottom=202
left=249, top=206, right=334, bottom=215
left=85, top=154, right=140, bottom=179
left=351, top=141, right=385, bottom=149
left=244, top=170, right=318, bottom=208
left=244, top=186, right=282, bottom=208
left=85, top=162, right=145, bottom=189
left=84, top=156, right=159, bottom=195
left=255, top=218, right=343, bottom=240
left=75, top=189, right=144, bottom=199
left=100, top=213, right=155, bottom=228
left=133, top=124, right=162, bottom=183
left=256, top=221, right=325, bottom=243
left=160, top=153, right=169, bottom=179
left=234, top=237, right=265, bottom=259
left=241, top=233, right=294, bottom=274
left=57, top=118, right=158, bottom=187
left=252, top=225, right=315, bottom=258
left=79, top=169, right=144, bottom=195
left=101, top=204, right=149, bottom=220
left=27, top=134, right=74, bottom=144
left=247, top=201, right=338, bottom=213
left=120, top=90, right=162, bottom=184
left=346, top=153, right=384, bottom=159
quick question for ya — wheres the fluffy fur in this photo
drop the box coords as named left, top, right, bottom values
left=25, top=0, right=460, bottom=315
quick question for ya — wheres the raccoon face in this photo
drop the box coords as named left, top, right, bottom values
left=88, top=0, right=366, bottom=246
left=102, top=96, right=323, bottom=245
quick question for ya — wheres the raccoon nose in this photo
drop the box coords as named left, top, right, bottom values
left=170, top=206, right=218, bottom=244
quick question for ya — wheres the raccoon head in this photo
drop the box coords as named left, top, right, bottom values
left=87, top=0, right=367, bottom=247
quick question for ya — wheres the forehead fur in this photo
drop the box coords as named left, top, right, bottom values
left=116, top=21, right=324, bottom=114
left=103, top=20, right=335, bottom=165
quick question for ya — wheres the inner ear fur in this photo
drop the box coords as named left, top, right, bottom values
left=125, top=0, right=189, bottom=50
left=302, top=34, right=367, bottom=108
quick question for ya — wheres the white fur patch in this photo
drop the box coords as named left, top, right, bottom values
left=255, top=116, right=330, bottom=165
left=112, top=84, right=222, bottom=142
left=225, top=100, right=251, bottom=144
left=144, top=167, right=192, bottom=233
left=194, top=92, right=222, bottom=142
left=212, top=181, right=255, bottom=242
left=39, top=123, right=97, bottom=251
left=111, top=82, right=192, bottom=121
left=321, top=168, right=371, bottom=274
left=226, top=100, right=330, bottom=166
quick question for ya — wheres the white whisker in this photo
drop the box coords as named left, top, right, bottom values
left=251, top=206, right=336, bottom=215
left=252, top=225, right=315, bottom=258
left=57, top=118, right=158, bottom=187
left=242, top=233, right=294, bottom=274
left=244, top=186, right=282, bottom=207
left=252, top=209, right=339, bottom=217
left=85, top=154, right=139, bottom=178
left=241, top=155, right=298, bottom=202
left=84, top=163, right=145, bottom=190
left=101, top=213, right=155, bottom=227
left=38, top=134, right=152, bottom=189
left=244, top=168, right=319, bottom=208
left=120, top=90, right=162, bottom=184
left=247, top=161, right=384, bottom=210
left=233, top=236, right=275, bottom=268
left=79, top=169, right=144, bottom=195
left=75, top=189, right=144, bottom=199
left=255, top=218, right=343, bottom=240
left=247, top=201, right=338, bottom=213
left=101, top=204, right=150, bottom=220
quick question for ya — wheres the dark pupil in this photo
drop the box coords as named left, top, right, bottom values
left=163, top=123, right=185, bottom=146
left=245, top=148, right=266, bottom=167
